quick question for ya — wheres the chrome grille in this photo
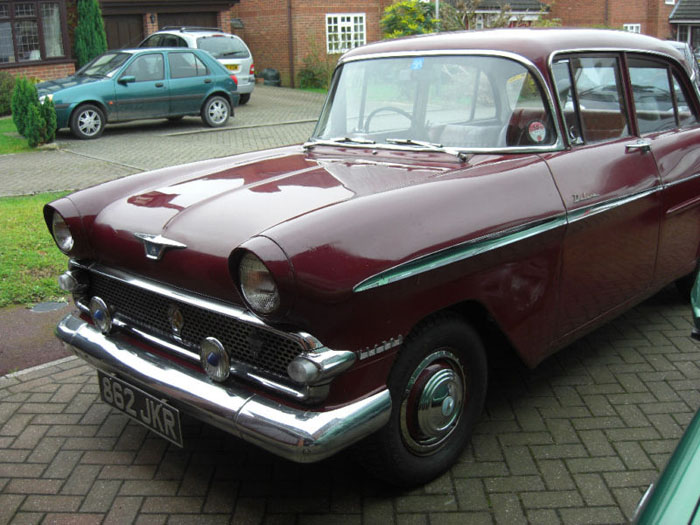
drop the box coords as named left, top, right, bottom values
left=88, top=271, right=303, bottom=379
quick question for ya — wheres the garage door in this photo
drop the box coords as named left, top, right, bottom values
left=104, top=15, right=144, bottom=49
left=158, top=12, right=218, bottom=30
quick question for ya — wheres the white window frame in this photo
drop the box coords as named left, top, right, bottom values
left=623, top=23, right=641, bottom=33
left=665, top=0, right=675, bottom=5
left=326, top=13, right=366, bottom=54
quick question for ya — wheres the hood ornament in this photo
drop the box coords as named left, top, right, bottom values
left=134, top=233, right=187, bottom=260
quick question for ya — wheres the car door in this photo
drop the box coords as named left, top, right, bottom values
left=624, top=55, right=700, bottom=289
left=114, top=52, right=169, bottom=121
left=543, top=54, right=662, bottom=340
left=167, top=51, right=212, bottom=116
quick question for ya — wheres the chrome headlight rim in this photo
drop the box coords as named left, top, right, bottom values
left=238, top=251, right=281, bottom=316
left=51, top=212, right=74, bottom=253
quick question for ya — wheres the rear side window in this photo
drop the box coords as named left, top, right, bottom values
left=673, top=74, right=699, bottom=128
left=169, top=52, right=208, bottom=78
left=141, top=35, right=161, bottom=48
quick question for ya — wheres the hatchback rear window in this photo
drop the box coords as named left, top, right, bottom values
left=196, top=36, right=249, bottom=59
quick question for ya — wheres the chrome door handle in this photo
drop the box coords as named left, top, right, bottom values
left=625, top=139, right=651, bottom=153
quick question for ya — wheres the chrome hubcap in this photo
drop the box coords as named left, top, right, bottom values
left=78, top=110, right=101, bottom=136
left=400, top=349, right=467, bottom=455
left=208, top=100, right=228, bottom=123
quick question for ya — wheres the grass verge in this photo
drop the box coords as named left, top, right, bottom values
left=0, top=117, right=32, bottom=155
left=0, top=191, right=70, bottom=307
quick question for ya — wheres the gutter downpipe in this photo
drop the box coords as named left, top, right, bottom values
left=287, top=0, right=295, bottom=88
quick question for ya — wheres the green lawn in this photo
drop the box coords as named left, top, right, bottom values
left=0, top=192, right=70, bottom=307
left=0, top=117, right=31, bottom=155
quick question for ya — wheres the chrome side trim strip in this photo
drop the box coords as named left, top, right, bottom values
left=567, top=187, right=660, bottom=224
left=56, top=313, right=391, bottom=463
left=663, top=171, right=700, bottom=189
left=354, top=215, right=567, bottom=293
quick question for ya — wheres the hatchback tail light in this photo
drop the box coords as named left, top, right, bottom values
left=250, top=63, right=255, bottom=75
left=230, top=74, right=238, bottom=85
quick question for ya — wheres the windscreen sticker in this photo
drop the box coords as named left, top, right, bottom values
left=528, top=120, right=547, bottom=143
left=411, top=58, right=424, bottom=70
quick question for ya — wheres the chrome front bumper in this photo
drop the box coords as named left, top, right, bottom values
left=56, top=313, right=392, bottom=463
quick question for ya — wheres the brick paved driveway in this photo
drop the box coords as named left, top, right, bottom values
left=1, top=85, right=699, bottom=523
left=2, top=288, right=698, bottom=524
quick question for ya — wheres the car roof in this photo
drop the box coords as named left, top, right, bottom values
left=341, top=28, right=684, bottom=69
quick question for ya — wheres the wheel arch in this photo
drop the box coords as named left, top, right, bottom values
left=69, top=100, right=110, bottom=124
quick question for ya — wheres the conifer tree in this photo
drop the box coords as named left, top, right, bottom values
left=73, top=0, right=108, bottom=67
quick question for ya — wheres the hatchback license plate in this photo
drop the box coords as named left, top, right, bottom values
left=225, top=64, right=240, bottom=72
left=98, top=372, right=183, bottom=447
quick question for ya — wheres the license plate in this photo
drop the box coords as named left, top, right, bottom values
left=98, top=372, right=183, bottom=447
left=226, top=64, right=240, bottom=72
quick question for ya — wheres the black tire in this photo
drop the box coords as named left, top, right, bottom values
left=358, top=314, right=488, bottom=487
left=201, top=95, right=230, bottom=127
left=70, top=104, right=105, bottom=139
left=676, top=264, right=699, bottom=302
left=239, top=93, right=250, bottom=105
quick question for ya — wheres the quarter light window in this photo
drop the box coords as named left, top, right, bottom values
left=326, top=13, right=366, bottom=54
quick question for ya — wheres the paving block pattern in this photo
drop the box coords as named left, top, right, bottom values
left=1, top=287, right=698, bottom=523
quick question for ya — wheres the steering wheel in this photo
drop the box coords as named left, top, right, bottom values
left=364, top=106, right=412, bottom=132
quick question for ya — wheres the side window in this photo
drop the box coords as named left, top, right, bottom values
left=169, top=52, right=209, bottom=79
left=124, top=54, right=164, bottom=82
left=141, top=35, right=161, bottom=48
left=553, top=56, right=630, bottom=144
left=160, top=35, right=188, bottom=48
left=628, top=58, right=676, bottom=134
left=672, top=73, right=699, bottom=128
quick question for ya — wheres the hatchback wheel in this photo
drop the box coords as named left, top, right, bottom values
left=70, top=104, right=105, bottom=139
left=201, top=96, right=230, bottom=127
left=239, top=94, right=250, bottom=105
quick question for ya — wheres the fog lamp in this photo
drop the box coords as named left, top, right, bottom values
left=288, top=357, right=320, bottom=384
left=200, top=337, right=230, bottom=382
left=89, top=297, right=112, bottom=334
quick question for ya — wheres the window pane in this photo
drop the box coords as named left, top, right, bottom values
left=0, top=4, right=8, bottom=17
left=326, top=13, right=365, bottom=54
left=572, top=56, right=629, bottom=143
left=0, top=20, right=13, bottom=63
left=14, top=20, right=40, bottom=61
left=15, top=2, right=35, bottom=17
left=628, top=59, right=675, bottom=134
left=552, top=60, right=583, bottom=144
left=125, top=54, right=164, bottom=81
left=169, top=52, right=208, bottom=78
left=673, top=74, right=699, bottom=128
left=41, top=3, right=64, bottom=58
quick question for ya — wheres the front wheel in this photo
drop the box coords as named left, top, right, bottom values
left=201, top=96, right=230, bottom=127
left=358, top=314, right=488, bottom=487
left=70, top=104, right=105, bottom=139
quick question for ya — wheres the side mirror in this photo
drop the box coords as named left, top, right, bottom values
left=118, top=75, right=136, bottom=84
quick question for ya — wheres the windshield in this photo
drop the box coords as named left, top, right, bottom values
left=196, top=36, right=250, bottom=58
left=313, top=55, right=556, bottom=150
left=77, top=52, right=130, bottom=78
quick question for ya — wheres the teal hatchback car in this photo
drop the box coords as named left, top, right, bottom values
left=37, top=48, right=238, bottom=139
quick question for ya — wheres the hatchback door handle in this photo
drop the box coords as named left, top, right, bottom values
left=204, top=79, right=212, bottom=84
left=155, top=82, right=164, bottom=88
left=625, top=139, right=651, bottom=153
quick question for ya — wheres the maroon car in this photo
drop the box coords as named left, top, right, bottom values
left=46, top=29, right=700, bottom=486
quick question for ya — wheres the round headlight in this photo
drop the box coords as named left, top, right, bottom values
left=51, top=212, right=74, bottom=253
left=238, top=252, right=280, bottom=315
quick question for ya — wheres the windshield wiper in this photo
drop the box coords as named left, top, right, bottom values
left=385, top=138, right=469, bottom=161
left=385, top=138, right=443, bottom=149
left=304, top=136, right=376, bottom=149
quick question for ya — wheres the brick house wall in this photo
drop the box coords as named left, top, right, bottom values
left=548, top=0, right=675, bottom=39
left=228, top=0, right=393, bottom=87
